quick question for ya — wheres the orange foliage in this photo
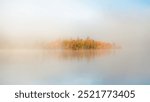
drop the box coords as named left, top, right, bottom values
left=62, top=37, right=115, bottom=50
left=45, top=37, right=118, bottom=50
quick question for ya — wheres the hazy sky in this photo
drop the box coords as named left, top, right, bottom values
left=0, top=0, right=150, bottom=47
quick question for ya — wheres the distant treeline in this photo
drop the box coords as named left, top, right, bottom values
left=62, top=37, right=115, bottom=50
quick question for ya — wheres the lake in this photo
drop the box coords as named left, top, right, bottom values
left=0, top=48, right=150, bottom=85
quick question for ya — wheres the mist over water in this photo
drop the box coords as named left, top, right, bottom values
left=0, top=48, right=149, bottom=85
left=0, top=0, right=150, bottom=84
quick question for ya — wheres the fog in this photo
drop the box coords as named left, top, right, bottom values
left=0, top=0, right=150, bottom=49
left=0, top=0, right=150, bottom=85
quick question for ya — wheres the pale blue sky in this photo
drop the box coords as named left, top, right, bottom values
left=0, top=0, right=150, bottom=47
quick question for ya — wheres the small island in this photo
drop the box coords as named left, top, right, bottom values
left=62, top=37, right=115, bottom=50
left=45, top=37, right=117, bottom=50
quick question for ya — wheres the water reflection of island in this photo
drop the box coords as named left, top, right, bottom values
left=45, top=49, right=116, bottom=61
left=0, top=49, right=116, bottom=66
left=43, top=37, right=118, bottom=60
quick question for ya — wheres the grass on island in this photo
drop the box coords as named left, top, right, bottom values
left=45, top=37, right=118, bottom=50
left=62, top=37, right=115, bottom=50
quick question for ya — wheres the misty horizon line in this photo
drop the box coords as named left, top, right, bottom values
left=0, top=37, right=117, bottom=49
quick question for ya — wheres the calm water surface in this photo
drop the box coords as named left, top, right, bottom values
left=0, top=48, right=150, bottom=84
